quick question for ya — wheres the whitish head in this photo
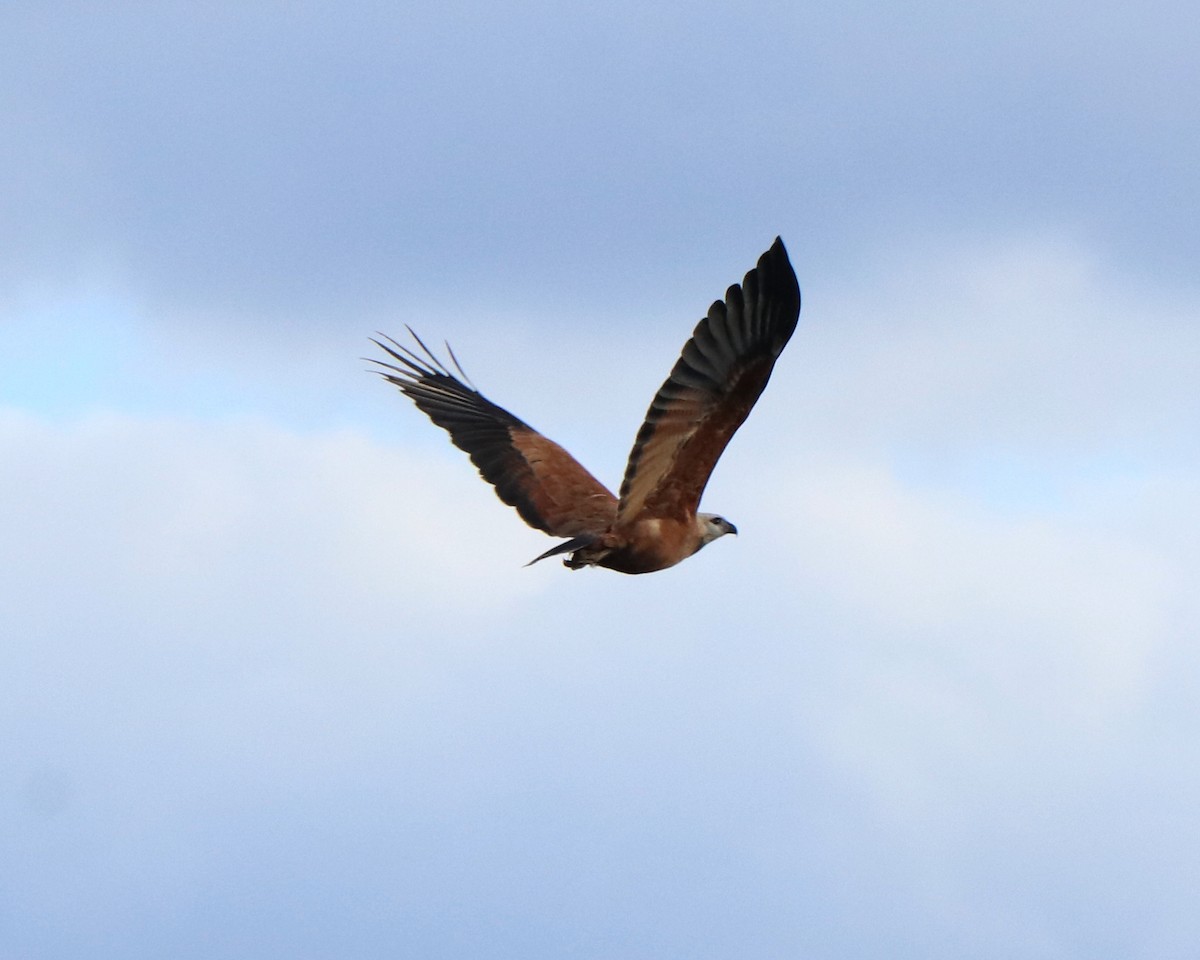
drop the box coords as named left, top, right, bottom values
left=696, top=513, right=738, bottom=548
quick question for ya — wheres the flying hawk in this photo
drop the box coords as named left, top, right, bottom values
left=370, top=237, right=801, bottom=574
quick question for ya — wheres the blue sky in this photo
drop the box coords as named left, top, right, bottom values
left=3, top=2, right=1199, bottom=958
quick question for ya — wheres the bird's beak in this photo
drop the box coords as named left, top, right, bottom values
left=728, top=523, right=738, bottom=536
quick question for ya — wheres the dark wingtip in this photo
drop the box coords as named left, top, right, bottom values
left=762, top=235, right=792, bottom=270
left=757, top=235, right=800, bottom=317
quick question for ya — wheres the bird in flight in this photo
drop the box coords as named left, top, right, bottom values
left=370, top=237, right=801, bottom=574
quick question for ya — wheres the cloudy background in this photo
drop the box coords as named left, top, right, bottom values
left=3, top=1, right=1199, bottom=957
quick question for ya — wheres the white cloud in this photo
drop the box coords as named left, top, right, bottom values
left=0, top=408, right=542, bottom=619
left=0, top=408, right=554, bottom=828
left=795, top=231, right=1200, bottom=459
left=723, top=234, right=1200, bottom=908
left=3, top=227, right=1200, bottom=957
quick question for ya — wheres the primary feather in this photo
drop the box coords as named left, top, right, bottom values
left=369, top=330, right=617, bottom=537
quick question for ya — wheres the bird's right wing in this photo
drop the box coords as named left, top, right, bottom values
left=370, top=331, right=618, bottom=538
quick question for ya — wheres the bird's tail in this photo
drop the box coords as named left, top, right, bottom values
left=525, top=534, right=598, bottom=567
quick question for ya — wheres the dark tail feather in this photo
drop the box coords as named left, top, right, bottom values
left=526, top=534, right=597, bottom=567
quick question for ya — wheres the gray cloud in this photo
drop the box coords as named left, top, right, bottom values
left=3, top=0, right=1197, bottom=326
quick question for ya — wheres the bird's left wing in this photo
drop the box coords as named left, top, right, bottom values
left=615, top=237, right=801, bottom=525
left=370, top=331, right=617, bottom=538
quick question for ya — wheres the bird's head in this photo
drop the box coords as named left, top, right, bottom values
left=696, top=513, right=738, bottom=548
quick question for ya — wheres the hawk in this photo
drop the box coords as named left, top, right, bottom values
left=370, top=237, right=801, bottom=574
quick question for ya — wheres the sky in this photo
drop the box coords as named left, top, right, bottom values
left=2, top=1, right=1199, bottom=957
